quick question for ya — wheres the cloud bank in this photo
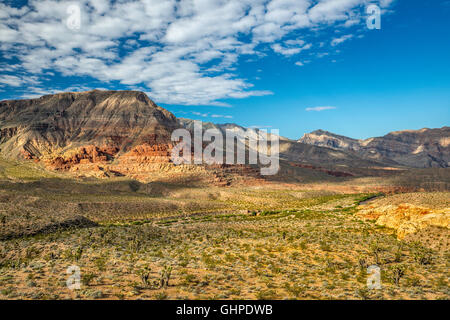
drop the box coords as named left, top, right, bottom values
left=0, top=0, right=395, bottom=105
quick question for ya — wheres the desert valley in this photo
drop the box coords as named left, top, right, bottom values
left=0, top=90, right=448, bottom=300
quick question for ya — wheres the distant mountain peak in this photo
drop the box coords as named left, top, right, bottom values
left=299, top=127, right=450, bottom=168
left=310, top=129, right=328, bottom=135
left=306, top=129, right=358, bottom=140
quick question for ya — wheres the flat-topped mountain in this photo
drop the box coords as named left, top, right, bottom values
left=0, top=90, right=179, bottom=168
left=298, top=127, right=450, bottom=168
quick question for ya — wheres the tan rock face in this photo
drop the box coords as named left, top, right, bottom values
left=358, top=203, right=450, bottom=239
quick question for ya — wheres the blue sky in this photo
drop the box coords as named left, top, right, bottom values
left=0, top=0, right=449, bottom=139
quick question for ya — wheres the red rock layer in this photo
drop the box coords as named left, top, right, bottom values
left=49, top=145, right=119, bottom=170
left=120, top=143, right=173, bottom=163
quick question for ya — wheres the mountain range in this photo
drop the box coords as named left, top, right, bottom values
left=298, top=128, right=450, bottom=168
left=0, top=90, right=448, bottom=181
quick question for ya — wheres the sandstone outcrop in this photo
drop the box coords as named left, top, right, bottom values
left=358, top=203, right=450, bottom=239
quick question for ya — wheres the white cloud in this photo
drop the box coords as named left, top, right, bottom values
left=343, top=18, right=360, bottom=27
left=0, top=75, right=25, bottom=87
left=272, top=41, right=312, bottom=56
left=316, top=52, right=330, bottom=58
left=0, top=74, right=40, bottom=87
left=211, top=114, right=233, bottom=119
left=331, top=34, right=354, bottom=46
left=192, top=111, right=209, bottom=117
left=0, top=0, right=395, bottom=105
left=306, top=106, right=337, bottom=112
left=309, top=0, right=361, bottom=23
left=249, top=125, right=273, bottom=129
left=190, top=111, right=233, bottom=119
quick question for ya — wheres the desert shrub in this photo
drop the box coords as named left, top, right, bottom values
left=155, top=291, right=168, bottom=300
left=94, top=256, right=107, bottom=271
left=406, top=276, right=421, bottom=287
left=260, top=210, right=279, bottom=216
left=412, top=245, right=433, bottom=265
left=358, top=256, right=368, bottom=269
left=389, top=264, right=406, bottom=286
left=74, top=247, right=83, bottom=261
left=128, top=237, right=142, bottom=253
left=160, top=265, right=172, bottom=288
left=182, top=273, right=198, bottom=286
left=25, top=246, right=40, bottom=260
left=178, top=256, right=189, bottom=267
left=369, top=242, right=384, bottom=265
left=298, top=241, right=307, bottom=250
left=356, top=288, right=371, bottom=300
left=340, top=272, right=350, bottom=280
left=435, top=276, right=447, bottom=289
left=224, top=253, right=237, bottom=263
left=284, top=283, right=305, bottom=298
left=394, top=245, right=403, bottom=263
left=128, top=180, right=141, bottom=192
left=138, top=266, right=152, bottom=287
left=201, top=253, right=218, bottom=269
left=256, top=289, right=277, bottom=300
left=82, top=273, right=96, bottom=286
left=207, top=193, right=218, bottom=200
left=356, top=268, right=366, bottom=284
left=320, top=241, right=332, bottom=252
left=115, top=293, right=125, bottom=300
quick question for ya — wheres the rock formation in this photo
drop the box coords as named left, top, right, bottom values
left=358, top=203, right=449, bottom=239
